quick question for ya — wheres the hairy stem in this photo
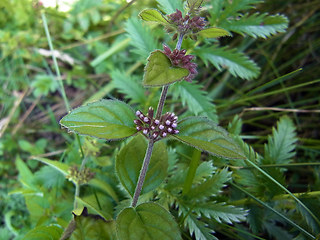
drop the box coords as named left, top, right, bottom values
left=131, top=140, right=154, bottom=207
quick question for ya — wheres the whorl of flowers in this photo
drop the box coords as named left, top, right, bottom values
left=66, top=166, right=95, bottom=185
left=163, top=44, right=197, bottom=82
left=134, top=107, right=179, bottom=141
left=167, top=9, right=207, bottom=35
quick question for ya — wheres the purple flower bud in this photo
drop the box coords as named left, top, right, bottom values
left=166, top=120, right=171, bottom=125
left=136, top=126, right=142, bottom=131
left=162, top=132, right=167, bottom=137
left=174, top=130, right=179, bottom=134
left=152, top=132, right=158, bottom=139
left=155, top=119, right=160, bottom=125
left=151, top=125, right=155, bottom=130
left=167, top=128, right=172, bottom=133
left=159, top=125, right=164, bottom=130
left=143, top=117, right=149, bottom=123
left=172, top=123, right=177, bottom=128
left=148, top=107, right=154, bottom=118
left=139, top=114, right=144, bottom=119
left=143, top=129, right=148, bottom=135
left=173, top=116, right=178, bottom=121
left=135, top=110, right=141, bottom=116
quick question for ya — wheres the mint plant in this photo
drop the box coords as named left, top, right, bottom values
left=21, top=0, right=314, bottom=239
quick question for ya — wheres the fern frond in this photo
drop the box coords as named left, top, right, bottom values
left=264, top=116, right=297, bottom=165
left=220, top=13, right=289, bottom=39
left=156, top=0, right=184, bottom=14
left=124, top=17, right=159, bottom=59
left=171, top=81, right=218, bottom=122
left=186, top=168, right=232, bottom=200
left=110, top=70, right=145, bottom=104
left=193, top=161, right=216, bottom=184
left=223, top=0, right=264, bottom=15
left=193, top=202, right=247, bottom=224
left=196, top=46, right=260, bottom=80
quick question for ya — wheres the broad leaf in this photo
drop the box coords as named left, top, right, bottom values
left=23, top=225, right=63, bottom=240
left=115, top=135, right=168, bottom=196
left=197, top=27, right=231, bottom=38
left=116, top=202, right=182, bottom=240
left=61, top=207, right=116, bottom=240
left=143, top=50, right=189, bottom=87
left=60, top=99, right=137, bottom=141
left=196, top=46, right=260, bottom=80
left=139, top=9, right=168, bottom=24
left=173, top=117, right=245, bottom=159
left=76, top=196, right=112, bottom=221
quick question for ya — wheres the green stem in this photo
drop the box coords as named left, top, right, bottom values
left=182, top=149, right=201, bottom=195
left=41, top=12, right=70, bottom=112
left=131, top=140, right=155, bottom=207
left=74, top=183, right=80, bottom=209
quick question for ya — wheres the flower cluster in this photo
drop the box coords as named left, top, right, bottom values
left=134, top=107, right=179, bottom=141
left=167, top=9, right=207, bottom=35
left=163, top=44, right=197, bottom=82
left=66, top=166, right=95, bottom=185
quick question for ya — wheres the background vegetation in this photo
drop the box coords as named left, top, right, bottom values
left=0, top=0, right=319, bottom=239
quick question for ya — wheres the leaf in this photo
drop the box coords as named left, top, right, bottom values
left=172, top=81, right=218, bottom=122
left=125, top=17, right=159, bottom=59
left=115, top=135, right=168, bottom=196
left=143, top=50, right=189, bottom=87
left=196, top=46, right=260, bottom=80
left=156, top=0, right=184, bottom=14
left=220, top=13, right=289, bottom=39
left=139, top=9, right=168, bottom=24
left=173, top=117, right=245, bottom=159
left=16, top=156, right=35, bottom=189
left=76, top=196, right=112, bottom=221
left=30, top=156, right=69, bottom=176
left=187, top=0, right=204, bottom=10
left=111, top=70, right=145, bottom=105
left=116, top=202, right=182, bottom=240
left=23, top=225, right=63, bottom=240
left=264, top=116, right=297, bottom=165
left=197, top=27, right=231, bottom=38
left=185, top=214, right=217, bottom=240
left=186, top=168, right=232, bottom=200
left=88, top=178, right=119, bottom=203
left=61, top=207, right=116, bottom=240
left=193, top=202, right=247, bottom=224
left=60, top=99, right=137, bottom=141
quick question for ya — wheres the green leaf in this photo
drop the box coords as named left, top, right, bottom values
left=30, top=156, right=69, bottom=176
left=115, top=135, right=168, bottom=196
left=193, top=202, right=247, bottom=224
left=23, top=225, right=63, bottom=240
left=264, top=116, right=297, bottom=165
left=197, top=27, right=231, bottom=38
left=220, top=13, right=289, bottom=39
left=139, top=9, right=168, bottom=24
left=76, top=196, right=112, bottom=221
left=60, top=99, right=137, bottom=141
left=173, top=117, right=245, bottom=159
left=61, top=207, right=116, bottom=240
left=156, top=0, right=184, bottom=14
left=111, top=70, right=145, bottom=105
left=125, top=17, right=159, bottom=60
left=143, top=50, right=189, bottom=87
left=186, top=168, right=232, bottom=200
left=116, top=202, right=182, bottom=240
left=172, top=81, right=218, bottom=122
left=187, top=0, right=204, bottom=10
left=185, top=214, right=217, bottom=240
left=196, top=46, right=260, bottom=80
left=88, top=178, right=119, bottom=203
left=16, top=156, right=35, bottom=189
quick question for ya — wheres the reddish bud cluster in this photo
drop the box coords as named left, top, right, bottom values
left=167, top=9, right=207, bottom=35
left=134, top=107, right=179, bottom=141
left=163, top=45, right=197, bottom=82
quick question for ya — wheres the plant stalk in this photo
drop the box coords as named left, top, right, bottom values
left=131, top=140, right=154, bottom=207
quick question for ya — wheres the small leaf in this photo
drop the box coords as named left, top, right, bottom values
left=30, top=156, right=69, bottom=176
left=116, top=202, right=182, bottom=240
left=23, top=225, right=63, bottom=240
left=60, top=99, right=137, bottom=141
left=115, top=135, right=168, bottom=196
left=187, top=0, right=204, bottom=10
left=76, top=197, right=112, bottom=221
left=197, top=27, right=231, bottom=38
left=143, top=50, right=189, bottom=87
left=173, top=117, right=245, bottom=159
left=139, top=9, right=168, bottom=24
left=88, top=178, right=119, bottom=202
